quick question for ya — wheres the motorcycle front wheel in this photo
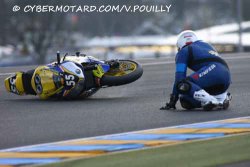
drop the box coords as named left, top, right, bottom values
left=100, top=60, right=143, bottom=86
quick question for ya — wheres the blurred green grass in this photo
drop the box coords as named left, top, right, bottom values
left=45, top=133, right=250, bottom=167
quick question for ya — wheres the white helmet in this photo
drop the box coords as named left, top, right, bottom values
left=176, top=30, right=198, bottom=50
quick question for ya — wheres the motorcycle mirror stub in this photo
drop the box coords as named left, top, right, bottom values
left=63, top=53, right=68, bottom=61
left=57, top=51, right=61, bottom=64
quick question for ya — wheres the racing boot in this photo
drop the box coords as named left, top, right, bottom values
left=213, top=92, right=232, bottom=110
left=193, top=89, right=219, bottom=111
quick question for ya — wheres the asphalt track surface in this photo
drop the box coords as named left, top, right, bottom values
left=0, top=53, right=250, bottom=150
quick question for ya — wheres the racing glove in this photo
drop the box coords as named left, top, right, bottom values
left=160, top=94, right=178, bottom=110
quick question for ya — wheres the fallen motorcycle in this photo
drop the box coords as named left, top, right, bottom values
left=4, top=51, right=143, bottom=99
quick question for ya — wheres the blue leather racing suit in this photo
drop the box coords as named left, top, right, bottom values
left=172, top=40, right=231, bottom=109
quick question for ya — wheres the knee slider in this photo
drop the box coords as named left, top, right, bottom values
left=177, top=80, right=191, bottom=94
